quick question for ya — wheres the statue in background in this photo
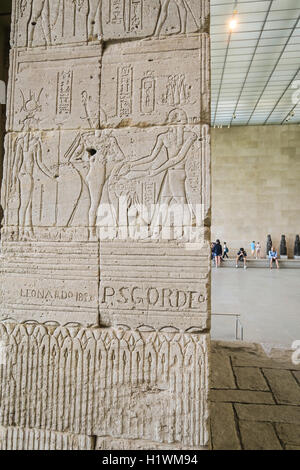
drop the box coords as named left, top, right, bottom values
left=280, top=235, right=287, bottom=257
left=266, top=234, right=272, bottom=256
left=294, top=235, right=300, bottom=257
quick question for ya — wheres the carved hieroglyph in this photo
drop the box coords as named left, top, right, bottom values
left=11, top=1, right=209, bottom=46
left=1, top=0, right=211, bottom=450
left=101, top=35, right=210, bottom=127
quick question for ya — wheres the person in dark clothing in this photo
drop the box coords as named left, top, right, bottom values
left=236, top=248, right=247, bottom=269
left=213, top=239, right=222, bottom=268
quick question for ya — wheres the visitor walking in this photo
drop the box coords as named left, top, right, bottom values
left=213, top=239, right=222, bottom=268
left=236, top=248, right=247, bottom=269
left=211, top=242, right=216, bottom=265
left=256, top=241, right=261, bottom=259
left=269, top=246, right=279, bottom=269
left=222, top=242, right=229, bottom=259
left=250, top=241, right=256, bottom=258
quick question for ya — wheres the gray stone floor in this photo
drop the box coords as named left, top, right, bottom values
left=211, top=341, right=300, bottom=450
left=212, top=268, right=300, bottom=347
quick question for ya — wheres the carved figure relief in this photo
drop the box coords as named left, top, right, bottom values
left=64, top=130, right=126, bottom=240
left=13, top=0, right=208, bottom=47
left=87, top=0, right=103, bottom=37
left=26, top=0, right=53, bottom=47
left=154, top=0, right=199, bottom=36
left=115, top=109, right=199, bottom=240
left=9, top=90, right=56, bottom=239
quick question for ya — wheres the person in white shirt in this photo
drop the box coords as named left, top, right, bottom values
left=256, top=242, right=261, bottom=259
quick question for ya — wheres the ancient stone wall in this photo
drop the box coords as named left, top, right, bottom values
left=0, top=0, right=211, bottom=450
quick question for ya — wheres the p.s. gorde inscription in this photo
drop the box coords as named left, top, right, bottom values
left=100, top=284, right=206, bottom=310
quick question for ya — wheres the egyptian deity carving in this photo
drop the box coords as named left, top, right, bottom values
left=154, top=0, right=199, bottom=36
left=119, top=109, right=198, bottom=239
left=9, top=89, right=56, bottom=239
left=62, top=107, right=200, bottom=241
left=20, top=0, right=102, bottom=47
left=26, top=0, right=53, bottom=47
left=65, top=130, right=125, bottom=240
left=88, top=0, right=103, bottom=37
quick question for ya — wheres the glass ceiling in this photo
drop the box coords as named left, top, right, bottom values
left=211, top=0, right=300, bottom=126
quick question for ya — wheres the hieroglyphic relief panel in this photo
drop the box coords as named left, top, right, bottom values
left=2, top=130, right=99, bottom=237
left=10, top=0, right=103, bottom=48
left=10, top=1, right=209, bottom=48
left=101, top=35, right=210, bottom=128
left=0, top=323, right=209, bottom=449
left=6, top=45, right=101, bottom=132
left=1, top=122, right=209, bottom=244
left=0, top=242, right=99, bottom=326
left=101, top=0, right=210, bottom=40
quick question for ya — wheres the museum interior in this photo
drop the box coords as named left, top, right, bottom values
left=0, top=0, right=299, bottom=452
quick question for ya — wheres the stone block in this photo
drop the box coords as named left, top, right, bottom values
left=101, top=0, right=210, bottom=40
left=210, top=389, right=274, bottom=405
left=231, top=353, right=300, bottom=371
left=239, top=421, right=282, bottom=450
left=0, top=241, right=99, bottom=327
left=263, top=369, right=300, bottom=405
left=0, top=426, right=94, bottom=450
left=293, top=371, right=300, bottom=384
left=100, top=35, right=210, bottom=128
left=11, top=1, right=210, bottom=48
left=210, top=402, right=241, bottom=450
left=234, top=366, right=269, bottom=391
left=275, top=423, right=300, bottom=447
left=211, top=352, right=236, bottom=389
left=0, top=322, right=210, bottom=449
left=7, top=45, right=102, bottom=132
left=235, top=404, right=300, bottom=425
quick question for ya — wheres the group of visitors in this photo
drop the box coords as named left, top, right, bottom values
left=250, top=241, right=262, bottom=259
left=211, top=240, right=280, bottom=269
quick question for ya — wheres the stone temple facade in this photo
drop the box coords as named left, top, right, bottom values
left=0, top=0, right=211, bottom=450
